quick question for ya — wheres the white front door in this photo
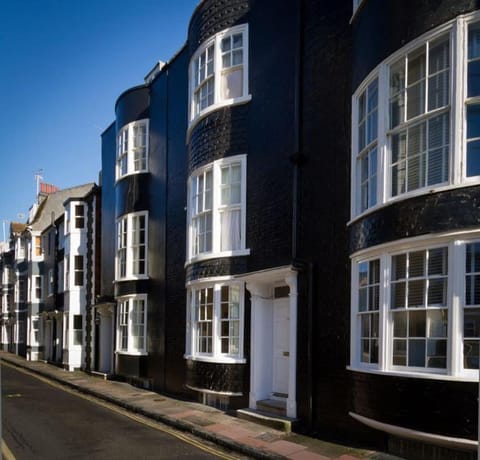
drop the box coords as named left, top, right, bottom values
left=272, top=297, right=289, bottom=396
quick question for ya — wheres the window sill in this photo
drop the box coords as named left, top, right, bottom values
left=185, top=248, right=250, bottom=267
left=347, top=365, right=479, bottom=382
left=186, top=95, right=252, bottom=142
left=184, top=354, right=246, bottom=364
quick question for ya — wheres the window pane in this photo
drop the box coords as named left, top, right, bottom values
left=466, top=242, right=480, bottom=273
left=467, top=104, right=480, bottom=139
left=221, top=36, right=231, bottom=52
left=408, top=279, right=425, bottom=307
left=408, top=47, right=426, bottom=84
left=407, top=82, right=425, bottom=119
left=464, top=308, right=480, bottom=338
left=408, top=339, right=426, bottom=367
left=220, top=209, right=241, bottom=251
left=429, top=39, right=449, bottom=74
left=232, top=49, right=243, bottom=66
left=391, top=282, right=406, bottom=309
left=232, top=33, right=243, bottom=49
left=361, top=315, right=370, bottom=337
left=427, top=278, right=446, bottom=306
left=427, top=309, right=447, bottom=337
left=427, top=339, right=446, bottom=368
left=221, top=68, right=243, bottom=99
left=391, top=132, right=406, bottom=164
left=428, top=247, right=447, bottom=275
left=392, top=254, right=407, bottom=280
left=427, top=148, right=446, bottom=185
left=393, top=339, right=407, bottom=365
left=367, top=79, right=378, bottom=112
left=408, top=123, right=426, bottom=158
left=468, top=60, right=480, bottom=97
left=464, top=340, right=479, bottom=369
left=393, top=311, right=407, bottom=337
left=428, top=71, right=449, bottom=110
left=409, top=251, right=425, bottom=277
left=361, top=339, right=370, bottom=362
left=467, top=139, right=480, bottom=177
left=409, top=310, right=426, bottom=337
left=429, top=113, right=449, bottom=149
left=469, top=25, right=480, bottom=59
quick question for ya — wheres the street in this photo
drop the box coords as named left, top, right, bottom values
left=2, top=363, right=239, bottom=460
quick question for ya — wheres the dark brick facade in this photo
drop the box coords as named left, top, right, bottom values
left=188, top=105, right=249, bottom=173
left=188, top=0, right=250, bottom=50
left=185, top=358, right=248, bottom=395
left=350, top=186, right=480, bottom=253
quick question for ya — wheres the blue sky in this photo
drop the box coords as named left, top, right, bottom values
left=0, top=0, right=198, bottom=227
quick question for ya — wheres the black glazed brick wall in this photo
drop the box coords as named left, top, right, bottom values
left=188, top=0, right=249, bottom=50
left=186, top=256, right=248, bottom=282
left=114, top=279, right=150, bottom=298
left=350, top=186, right=480, bottom=253
left=115, top=86, right=150, bottom=130
left=352, top=0, right=479, bottom=88
left=114, top=174, right=151, bottom=218
left=188, top=105, right=249, bottom=173
left=351, top=371, right=477, bottom=439
left=186, top=358, right=247, bottom=394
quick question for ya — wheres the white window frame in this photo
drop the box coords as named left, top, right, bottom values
left=74, top=255, right=84, bottom=287
left=115, top=211, right=149, bottom=281
left=115, top=119, right=149, bottom=181
left=185, top=280, right=246, bottom=364
left=115, top=294, right=147, bottom=355
left=187, top=155, right=249, bottom=263
left=349, top=230, right=480, bottom=382
left=48, top=269, right=54, bottom=296
left=350, top=14, right=480, bottom=221
left=74, top=204, right=85, bottom=229
left=34, top=276, right=43, bottom=301
left=73, top=314, right=83, bottom=346
left=188, top=24, right=251, bottom=130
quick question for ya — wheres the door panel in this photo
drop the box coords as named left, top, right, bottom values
left=272, top=297, right=289, bottom=396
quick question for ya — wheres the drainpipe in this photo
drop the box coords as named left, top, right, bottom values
left=291, top=0, right=313, bottom=429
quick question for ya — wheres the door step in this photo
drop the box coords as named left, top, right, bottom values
left=236, top=406, right=297, bottom=433
left=257, top=398, right=287, bottom=416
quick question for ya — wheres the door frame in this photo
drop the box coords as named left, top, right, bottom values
left=241, top=266, right=298, bottom=418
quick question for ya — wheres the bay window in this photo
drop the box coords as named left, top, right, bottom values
left=351, top=236, right=480, bottom=379
left=187, top=155, right=247, bottom=262
left=116, top=119, right=149, bottom=180
left=189, top=24, right=250, bottom=124
left=350, top=18, right=480, bottom=218
left=116, top=295, right=147, bottom=354
left=116, top=212, right=148, bottom=280
left=187, top=282, right=244, bottom=362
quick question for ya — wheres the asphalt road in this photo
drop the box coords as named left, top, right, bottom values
left=2, top=364, right=235, bottom=460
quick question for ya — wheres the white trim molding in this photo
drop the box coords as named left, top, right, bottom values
left=350, top=412, right=477, bottom=451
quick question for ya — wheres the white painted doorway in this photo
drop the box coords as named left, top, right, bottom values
left=272, top=297, right=289, bottom=397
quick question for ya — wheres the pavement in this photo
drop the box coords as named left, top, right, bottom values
left=0, top=351, right=399, bottom=460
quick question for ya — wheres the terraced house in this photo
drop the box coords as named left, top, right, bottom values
left=5, top=1, right=480, bottom=459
